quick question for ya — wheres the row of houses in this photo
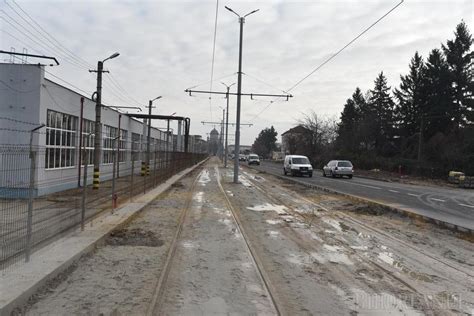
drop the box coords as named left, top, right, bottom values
left=0, top=63, right=207, bottom=196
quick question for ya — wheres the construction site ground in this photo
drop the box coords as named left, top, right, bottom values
left=17, top=158, right=474, bottom=315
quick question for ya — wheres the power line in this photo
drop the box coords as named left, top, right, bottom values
left=242, top=72, right=289, bottom=94
left=186, top=72, right=237, bottom=90
left=44, top=69, right=93, bottom=96
left=208, top=0, right=220, bottom=121
left=250, top=0, right=404, bottom=122
left=287, top=0, right=404, bottom=92
left=0, top=13, right=88, bottom=70
left=8, top=0, right=93, bottom=69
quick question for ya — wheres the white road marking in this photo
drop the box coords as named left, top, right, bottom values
left=388, top=190, right=399, bottom=193
left=430, top=198, right=446, bottom=202
left=344, top=182, right=382, bottom=190
left=458, top=203, right=474, bottom=209
left=407, top=193, right=421, bottom=197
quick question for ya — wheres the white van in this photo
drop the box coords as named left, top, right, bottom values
left=283, top=155, right=313, bottom=177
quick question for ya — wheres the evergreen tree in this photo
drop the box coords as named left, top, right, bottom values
left=422, top=49, right=454, bottom=139
left=442, top=20, right=474, bottom=127
left=394, top=52, right=426, bottom=139
left=336, top=88, right=363, bottom=153
left=251, top=126, right=278, bottom=158
left=368, top=72, right=396, bottom=155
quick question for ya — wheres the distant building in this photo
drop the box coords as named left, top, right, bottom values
left=209, top=128, right=219, bottom=155
left=227, top=144, right=252, bottom=155
left=281, top=125, right=311, bottom=154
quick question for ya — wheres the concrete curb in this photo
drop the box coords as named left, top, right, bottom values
left=250, top=166, right=473, bottom=236
left=0, top=159, right=207, bottom=316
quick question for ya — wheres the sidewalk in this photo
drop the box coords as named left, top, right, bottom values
left=0, top=160, right=205, bottom=316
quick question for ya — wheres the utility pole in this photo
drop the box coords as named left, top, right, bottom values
left=220, top=108, right=225, bottom=160
left=221, top=82, right=235, bottom=168
left=89, top=52, right=119, bottom=189
left=186, top=7, right=291, bottom=183
left=147, top=96, right=162, bottom=175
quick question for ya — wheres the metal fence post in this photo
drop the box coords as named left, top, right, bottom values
left=153, top=149, right=158, bottom=187
left=81, top=148, right=88, bottom=231
left=130, top=156, right=135, bottom=201
left=26, top=124, right=44, bottom=262
left=111, top=136, right=118, bottom=212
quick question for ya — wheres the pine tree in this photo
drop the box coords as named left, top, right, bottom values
left=336, top=88, right=364, bottom=153
left=394, top=52, right=426, bottom=139
left=442, top=20, right=474, bottom=127
left=368, top=72, right=396, bottom=155
left=251, top=126, right=278, bottom=158
left=422, top=49, right=454, bottom=139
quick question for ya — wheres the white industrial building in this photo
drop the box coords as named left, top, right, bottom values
left=0, top=63, right=204, bottom=196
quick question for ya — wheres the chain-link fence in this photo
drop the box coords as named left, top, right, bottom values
left=0, top=144, right=206, bottom=271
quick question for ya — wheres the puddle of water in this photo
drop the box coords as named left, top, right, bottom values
left=266, top=219, right=282, bottom=225
left=247, top=203, right=288, bottom=215
left=182, top=241, right=197, bottom=249
left=378, top=252, right=395, bottom=266
left=193, top=191, right=204, bottom=203
left=308, top=231, right=323, bottom=242
left=350, top=245, right=369, bottom=251
left=351, top=288, right=423, bottom=316
left=323, top=244, right=343, bottom=252
left=225, top=190, right=234, bottom=196
left=239, top=176, right=253, bottom=187
left=322, top=218, right=342, bottom=232
left=268, top=230, right=279, bottom=238
left=287, top=253, right=310, bottom=265
left=198, top=170, right=211, bottom=185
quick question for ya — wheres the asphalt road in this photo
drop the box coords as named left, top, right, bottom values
left=249, top=161, right=474, bottom=231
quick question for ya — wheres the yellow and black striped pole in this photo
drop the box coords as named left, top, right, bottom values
left=93, top=167, right=100, bottom=189
left=141, top=161, right=146, bottom=176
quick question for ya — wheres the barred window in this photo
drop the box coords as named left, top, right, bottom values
left=103, top=125, right=118, bottom=164
left=45, top=110, right=78, bottom=169
left=118, top=129, right=128, bottom=163
left=81, top=119, right=95, bottom=166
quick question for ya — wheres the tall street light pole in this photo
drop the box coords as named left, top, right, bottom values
left=225, top=6, right=259, bottom=184
left=221, top=82, right=235, bottom=168
left=90, top=52, right=120, bottom=189
left=147, top=96, right=162, bottom=174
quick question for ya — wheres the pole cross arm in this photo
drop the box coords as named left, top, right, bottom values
left=185, top=89, right=293, bottom=100
left=201, top=121, right=253, bottom=127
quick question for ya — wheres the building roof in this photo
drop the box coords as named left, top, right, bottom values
left=210, top=128, right=219, bottom=135
left=281, top=125, right=310, bottom=136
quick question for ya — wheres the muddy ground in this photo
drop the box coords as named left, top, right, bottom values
left=19, top=169, right=200, bottom=316
left=17, top=160, right=474, bottom=315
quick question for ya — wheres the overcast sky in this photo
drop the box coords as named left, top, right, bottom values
left=1, top=0, right=472, bottom=145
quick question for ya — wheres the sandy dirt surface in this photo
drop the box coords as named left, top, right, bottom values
left=17, top=160, right=474, bottom=315
left=20, top=169, right=199, bottom=316
left=227, top=167, right=474, bottom=315
left=157, top=164, right=276, bottom=315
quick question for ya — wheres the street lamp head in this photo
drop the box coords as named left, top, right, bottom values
left=103, top=52, right=120, bottom=62
left=244, top=9, right=259, bottom=17
left=225, top=6, right=240, bottom=17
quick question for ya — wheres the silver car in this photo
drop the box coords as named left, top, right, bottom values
left=322, top=160, right=354, bottom=178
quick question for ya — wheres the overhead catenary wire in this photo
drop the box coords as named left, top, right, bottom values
left=7, top=0, right=93, bottom=69
left=249, top=0, right=405, bottom=122
left=208, top=0, right=220, bottom=121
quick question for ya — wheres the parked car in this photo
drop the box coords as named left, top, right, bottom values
left=322, top=160, right=353, bottom=178
left=283, top=155, right=313, bottom=177
left=247, top=154, right=260, bottom=165
left=238, top=154, right=246, bottom=161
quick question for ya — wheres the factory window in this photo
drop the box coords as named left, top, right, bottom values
left=118, top=129, right=128, bottom=163
left=80, top=119, right=95, bottom=165
left=45, top=110, right=78, bottom=169
left=103, top=125, right=118, bottom=164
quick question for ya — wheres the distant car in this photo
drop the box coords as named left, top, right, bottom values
left=247, top=154, right=260, bottom=165
left=323, top=160, right=354, bottom=178
left=239, top=154, right=246, bottom=161
left=283, top=155, right=313, bottom=177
